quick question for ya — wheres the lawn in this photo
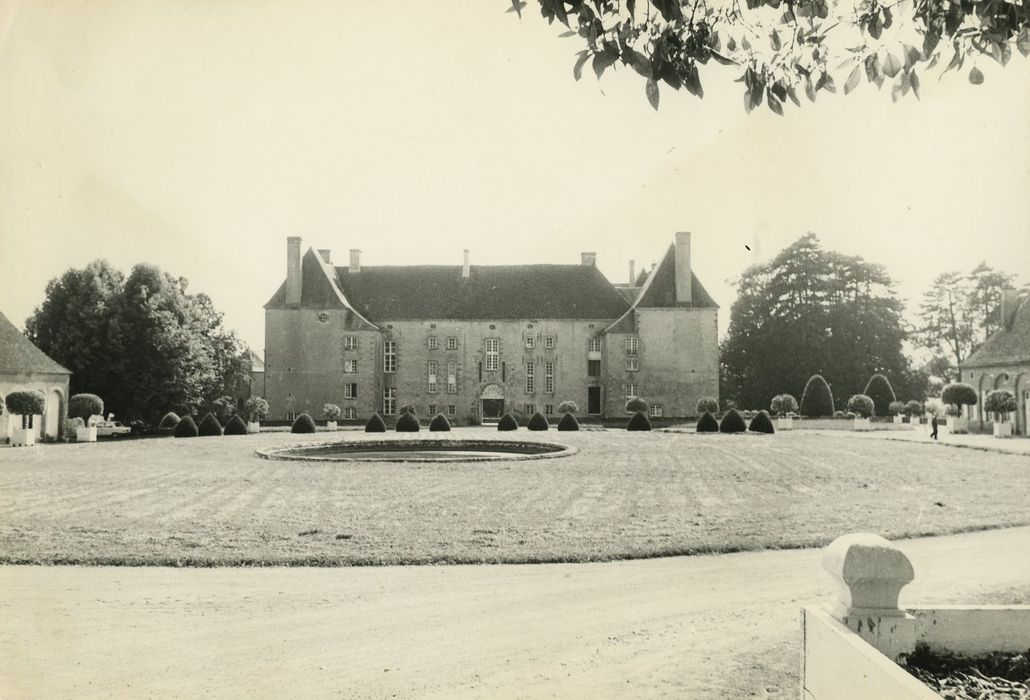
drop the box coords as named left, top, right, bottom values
left=1, top=429, right=1028, bottom=566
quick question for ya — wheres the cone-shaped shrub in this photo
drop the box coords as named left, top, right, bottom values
left=158, top=411, right=181, bottom=431
left=395, top=412, right=420, bottom=432
left=863, top=374, right=896, bottom=417
left=627, top=411, right=652, bottom=431
left=696, top=411, right=719, bottom=432
left=556, top=413, right=579, bottom=431
left=429, top=414, right=451, bottom=432
left=748, top=411, right=775, bottom=434
left=800, top=375, right=834, bottom=417
left=198, top=413, right=223, bottom=436
left=527, top=412, right=549, bottom=431
left=719, top=409, right=746, bottom=433
left=497, top=413, right=519, bottom=431
left=365, top=413, right=386, bottom=432
left=224, top=414, right=248, bottom=435
left=291, top=413, right=316, bottom=433
left=174, top=415, right=198, bottom=438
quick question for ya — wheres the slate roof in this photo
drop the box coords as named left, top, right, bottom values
left=962, top=298, right=1030, bottom=368
left=0, top=310, right=70, bottom=375
left=636, top=244, right=719, bottom=309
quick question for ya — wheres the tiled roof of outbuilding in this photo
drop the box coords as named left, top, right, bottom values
left=0, top=310, right=70, bottom=375
left=962, top=298, right=1030, bottom=368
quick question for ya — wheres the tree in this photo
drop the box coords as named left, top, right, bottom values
left=770, top=393, right=798, bottom=416
left=847, top=394, right=875, bottom=418
left=509, top=0, right=1030, bottom=113
left=5, top=391, right=45, bottom=429
left=862, top=374, right=897, bottom=417
left=799, top=374, right=834, bottom=417
left=244, top=397, right=269, bottom=423
left=941, top=382, right=978, bottom=413
left=983, top=390, right=1017, bottom=421
left=69, top=394, right=104, bottom=426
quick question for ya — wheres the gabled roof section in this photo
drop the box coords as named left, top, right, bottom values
left=962, top=298, right=1030, bottom=368
left=264, top=249, right=380, bottom=328
left=332, top=264, right=631, bottom=321
left=0, top=310, right=71, bottom=375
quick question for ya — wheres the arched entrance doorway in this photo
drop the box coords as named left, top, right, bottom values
left=45, top=389, right=62, bottom=440
left=480, top=384, right=505, bottom=422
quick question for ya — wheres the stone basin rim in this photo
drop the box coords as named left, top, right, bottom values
left=256, top=438, right=578, bottom=463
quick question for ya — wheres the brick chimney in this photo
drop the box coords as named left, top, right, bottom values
left=675, top=231, right=693, bottom=304
left=629, top=259, right=636, bottom=286
left=286, top=237, right=302, bottom=306
left=318, top=249, right=332, bottom=264
left=349, top=249, right=361, bottom=273
left=463, top=249, right=470, bottom=279
left=1000, top=287, right=1020, bottom=327
left=581, top=252, right=596, bottom=267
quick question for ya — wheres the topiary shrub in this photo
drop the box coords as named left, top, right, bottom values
left=557, top=412, right=579, bottom=431
left=847, top=394, right=875, bottom=418
left=625, top=397, right=648, bottom=414
left=224, top=415, right=248, bottom=435
left=627, top=411, right=652, bottom=431
left=941, top=383, right=978, bottom=415
left=244, top=397, right=269, bottom=423
left=66, top=417, right=85, bottom=435
left=984, top=390, right=1018, bottom=421
left=322, top=403, right=342, bottom=421
left=863, top=374, right=897, bottom=417
left=556, top=400, right=578, bottom=415
left=158, top=411, right=181, bottom=431
left=748, top=411, right=775, bottom=434
left=497, top=413, right=519, bottom=431
left=696, top=411, right=719, bottom=432
left=696, top=396, right=720, bottom=415
left=799, top=375, right=834, bottom=417
left=399, top=404, right=416, bottom=415
left=291, top=413, right=316, bottom=433
left=198, top=412, right=223, bottom=436
left=770, top=394, right=798, bottom=416
left=365, top=413, right=386, bottom=432
left=719, top=409, right=746, bottom=433
left=395, top=412, right=420, bottom=432
left=888, top=401, right=905, bottom=416
left=174, top=415, right=199, bottom=438
left=69, top=394, right=104, bottom=426
left=833, top=410, right=846, bottom=419
left=527, top=412, right=549, bottom=431
left=5, top=390, right=45, bottom=417
left=429, top=413, right=451, bottom=431
left=904, top=400, right=923, bottom=417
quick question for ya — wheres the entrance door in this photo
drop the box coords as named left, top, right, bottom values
left=482, top=399, right=504, bottom=421
left=587, top=386, right=601, bottom=415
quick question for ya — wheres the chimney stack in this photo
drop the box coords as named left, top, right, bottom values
left=318, top=249, right=332, bottom=264
left=629, top=259, right=636, bottom=286
left=463, top=249, right=470, bottom=279
left=349, top=249, right=361, bottom=273
left=675, top=231, right=693, bottom=304
left=581, top=252, right=597, bottom=267
left=1000, top=287, right=1020, bottom=327
left=286, top=237, right=302, bottom=306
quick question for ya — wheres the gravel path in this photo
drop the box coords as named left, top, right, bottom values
left=2, top=526, right=1029, bottom=699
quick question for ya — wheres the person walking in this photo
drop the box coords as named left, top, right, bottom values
left=930, top=414, right=939, bottom=440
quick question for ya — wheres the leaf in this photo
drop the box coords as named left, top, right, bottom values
left=786, top=85, right=801, bottom=107
left=864, top=53, right=883, bottom=88
left=882, top=6, right=893, bottom=30
left=910, top=69, right=921, bottom=99
left=592, top=51, right=618, bottom=80
left=767, top=90, right=784, bottom=116
left=882, top=52, right=903, bottom=78
left=770, top=31, right=782, bottom=52
left=902, top=44, right=922, bottom=69
left=867, top=12, right=882, bottom=40
left=573, top=51, right=589, bottom=81
left=804, top=75, right=817, bottom=102
left=1019, top=27, right=1030, bottom=58
left=559, top=30, right=577, bottom=38
left=710, top=50, right=736, bottom=66
left=844, top=64, right=863, bottom=94
left=821, top=73, right=836, bottom=93
left=968, top=66, right=984, bottom=85
left=750, top=77, right=766, bottom=109
left=744, top=89, right=755, bottom=114
left=507, top=0, right=527, bottom=17
left=684, top=64, right=703, bottom=98
left=646, top=77, right=660, bottom=110
left=625, top=48, right=653, bottom=78
left=652, top=0, right=684, bottom=21
left=627, top=0, right=636, bottom=16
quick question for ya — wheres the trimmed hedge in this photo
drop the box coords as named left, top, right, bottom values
left=5, top=390, right=45, bottom=416
left=69, top=394, right=104, bottom=424
left=942, top=383, right=978, bottom=410
left=224, top=415, right=248, bottom=435
left=395, top=412, right=420, bottom=432
left=863, top=374, right=897, bottom=417
left=174, top=415, right=199, bottom=438
left=847, top=394, right=875, bottom=419
left=627, top=411, right=652, bottom=431
left=198, top=413, right=223, bottom=436
left=497, top=414, right=519, bottom=431
left=527, top=412, right=549, bottom=431
left=158, top=412, right=181, bottom=430
left=800, top=375, right=834, bottom=417
left=429, top=414, right=451, bottom=432
left=365, top=413, right=387, bottom=432
left=556, top=413, right=579, bottom=431
left=748, top=411, right=775, bottom=434
left=719, top=409, right=746, bottom=433
left=696, top=411, right=719, bottom=432
left=291, top=413, right=316, bottom=433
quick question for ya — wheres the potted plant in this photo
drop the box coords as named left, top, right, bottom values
left=323, top=403, right=342, bottom=431
left=69, top=393, right=104, bottom=442
left=941, top=383, right=978, bottom=434
left=625, top=396, right=648, bottom=415
left=983, top=390, right=1018, bottom=439
left=556, top=400, right=579, bottom=431
left=244, top=396, right=269, bottom=434
left=904, top=400, right=923, bottom=427
left=5, top=390, right=45, bottom=447
left=847, top=394, right=874, bottom=431
left=770, top=394, right=798, bottom=430
left=888, top=401, right=905, bottom=425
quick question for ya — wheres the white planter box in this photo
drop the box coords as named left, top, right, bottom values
left=76, top=426, right=97, bottom=443
left=852, top=417, right=871, bottom=431
left=993, top=421, right=1013, bottom=439
left=949, top=416, right=968, bottom=434
left=247, top=421, right=261, bottom=434
left=777, top=417, right=793, bottom=430
left=911, top=417, right=923, bottom=430
left=11, top=427, right=36, bottom=447
left=892, top=415, right=903, bottom=424
left=326, top=420, right=338, bottom=431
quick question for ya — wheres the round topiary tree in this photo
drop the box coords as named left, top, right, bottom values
left=625, top=397, right=648, bottom=414
left=984, top=390, right=1018, bottom=422
left=888, top=401, right=905, bottom=416
left=224, top=414, right=248, bottom=435
left=497, top=413, right=519, bottom=431
left=556, top=400, right=578, bottom=415
left=847, top=394, right=875, bottom=419
left=5, top=390, right=45, bottom=429
left=365, top=413, right=387, bottom=432
left=770, top=394, right=798, bottom=417
left=799, top=375, right=834, bottom=417
left=748, top=411, right=775, bottom=434
left=696, top=411, right=719, bottom=432
left=395, top=412, right=420, bottom=432
left=158, top=411, right=181, bottom=432
left=429, top=413, right=451, bottom=432
left=696, top=396, right=720, bottom=415
left=244, top=397, right=269, bottom=423
left=904, top=400, right=923, bottom=417
left=863, top=374, right=897, bottom=417
left=556, top=412, right=579, bottom=431
left=198, top=412, right=223, bottom=436
left=941, top=383, right=979, bottom=416
left=527, top=412, right=549, bottom=431
left=69, top=394, right=104, bottom=427
left=627, top=410, right=652, bottom=431
left=290, top=413, right=316, bottom=433
left=174, top=415, right=198, bottom=438
left=323, top=403, right=342, bottom=423
left=399, top=404, right=416, bottom=415
left=719, top=409, right=746, bottom=433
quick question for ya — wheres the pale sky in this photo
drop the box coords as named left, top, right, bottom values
left=2, top=0, right=1028, bottom=352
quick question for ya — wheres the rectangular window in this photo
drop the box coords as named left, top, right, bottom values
left=524, top=403, right=535, bottom=414
left=428, top=404, right=437, bottom=416
left=344, top=336, right=357, bottom=351
left=625, top=383, right=638, bottom=398
left=344, top=359, right=358, bottom=373
left=428, top=361, right=438, bottom=393
left=343, top=407, right=356, bottom=420
left=588, top=338, right=602, bottom=352
left=525, top=336, right=535, bottom=349
left=587, top=359, right=601, bottom=377
left=485, top=338, right=499, bottom=371
left=447, top=361, right=457, bottom=393
left=544, top=361, right=554, bottom=393
left=447, top=404, right=456, bottom=416
left=344, top=383, right=357, bottom=399
left=383, top=387, right=396, bottom=415
left=383, top=340, right=397, bottom=373
left=544, top=404, right=554, bottom=415
left=447, top=336, right=458, bottom=350
left=525, top=361, right=534, bottom=393
left=428, top=336, right=438, bottom=350
left=626, top=337, right=639, bottom=355
left=544, top=336, right=554, bottom=349
left=286, top=411, right=299, bottom=422
left=649, top=404, right=663, bottom=417
left=626, top=358, right=639, bottom=372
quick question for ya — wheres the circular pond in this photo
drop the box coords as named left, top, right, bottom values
left=257, top=439, right=576, bottom=463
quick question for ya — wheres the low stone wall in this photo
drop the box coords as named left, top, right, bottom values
left=793, top=419, right=912, bottom=432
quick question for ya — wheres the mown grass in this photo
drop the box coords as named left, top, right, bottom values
left=1, top=430, right=1028, bottom=566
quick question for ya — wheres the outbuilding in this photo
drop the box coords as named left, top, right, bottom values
left=0, top=309, right=71, bottom=442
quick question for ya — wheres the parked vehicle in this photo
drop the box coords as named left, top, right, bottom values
left=92, top=420, right=131, bottom=437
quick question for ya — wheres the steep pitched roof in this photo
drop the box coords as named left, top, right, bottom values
left=962, top=298, right=1030, bottom=368
left=0, top=310, right=70, bottom=375
left=263, top=249, right=379, bottom=328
